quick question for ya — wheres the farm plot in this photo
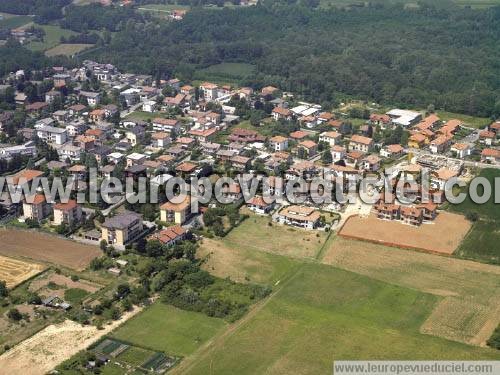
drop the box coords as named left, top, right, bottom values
left=0, top=307, right=142, bottom=375
left=0, top=229, right=102, bottom=270
left=338, top=212, right=470, bottom=255
left=222, top=213, right=327, bottom=260
left=322, top=237, right=500, bottom=346
left=0, top=255, right=45, bottom=288
left=177, top=264, right=500, bottom=375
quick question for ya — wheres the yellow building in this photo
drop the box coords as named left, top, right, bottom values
left=160, top=196, right=196, bottom=225
left=101, top=212, right=143, bottom=247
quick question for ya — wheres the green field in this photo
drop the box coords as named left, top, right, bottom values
left=195, top=63, right=256, bottom=84
left=0, top=13, right=33, bottom=29
left=124, top=111, right=155, bottom=122
left=45, top=43, right=93, bottom=57
left=448, top=169, right=500, bottom=264
left=110, top=303, right=227, bottom=357
left=27, top=25, right=78, bottom=52
left=180, top=263, right=500, bottom=374
left=437, top=110, right=491, bottom=129
left=221, top=213, right=328, bottom=260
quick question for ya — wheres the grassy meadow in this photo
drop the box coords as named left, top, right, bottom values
left=110, top=303, right=227, bottom=357
left=448, top=168, right=500, bottom=264
left=179, top=263, right=500, bottom=375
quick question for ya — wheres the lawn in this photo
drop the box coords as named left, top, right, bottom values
left=222, top=213, right=328, bottom=260
left=437, top=110, right=491, bottom=129
left=124, top=111, right=155, bottom=122
left=27, top=25, right=78, bottom=52
left=0, top=13, right=33, bottom=29
left=110, top=303, right=227, bottom=357
left=181, top=264, right=500, bottom=375
left=64, top=288, right=89, bottom=304
left=45, top=43, right=93, bottom=57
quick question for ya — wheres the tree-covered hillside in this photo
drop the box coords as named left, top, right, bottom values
left=84, top=2, right=500, bottom=116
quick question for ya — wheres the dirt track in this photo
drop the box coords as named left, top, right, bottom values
left=0, top=229, right=102, bottom=270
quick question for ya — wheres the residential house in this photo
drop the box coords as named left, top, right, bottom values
left=152, top=118, right=180, bottom=133
left=269, top=136, right=288, bottom=152
left=349, top=135, right=373, bottom=153
left=380, top=144, right=404, bottom=158
left=23, top=194, right=50, bottom=222
left=408, top=133, right=429, bottom=149
left=481, top=148, right=500, bottom=163
left=298, top=140, right=317, bottom=157
left=160, top=195, right=196, bottom=225
left=429, top=135, right=452, bottom=154
left=45, top=90, right=61, bottom=104
left=319, top=131, right=341, bottom=147
left=125, top=126, right=145, bottom=147
left=361, top=154, right=381, bottom=172
left=36, top=126, right=67, bottom=145
left=53, top=200, right=83, bottom=227
left=152, top=132, right=171, bottom=148
left=272, top=107, right=293, bottom=121
left=479, top=130, right=495, bottom=146
left=431, top=168, right=458, bottom=190
left=246, top=196, right=275, bottom=215
left=200, top=82, right=219, bottom=101
left=450, top=143, right=472, bottom=159
left=274, top=205, right=320, bottom=230
left=89, top=109, right=106, bottom=123
left=101, top=212, right=144, bottom=247
left=79, top=91, right=101, bottom=107
left=126, top=152, right=147, bottom=167
left=148, top=225, right=187, bottom=247
left=400, top=206, right=423, bottom=226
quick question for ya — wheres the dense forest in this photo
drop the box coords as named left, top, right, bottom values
left=81, top=1, right=500, bottom=117
left=0, top=0, right=71, bottom=23
left=1, top=1, right=500, bottom=116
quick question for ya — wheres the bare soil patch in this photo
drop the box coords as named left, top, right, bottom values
left=0, top=307, right=143, bottom=375
left=338, top=212, right=470, bottom=255
left=0, top=255, right=45, bottom=288
left=0, top=229, right=102, bottom=270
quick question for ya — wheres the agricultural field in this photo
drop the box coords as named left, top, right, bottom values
left=198, top=237, right=301, bottom=285
left=110, top=303, right=227, bottom=357
left=221, top=213, right=328, bottom=260
left=448, top=168, right=500, bottom=264
left=45, top=43, right=93, bottom=57
left=338, top=212, right=471, bottom=255
left=0, top=255, right=45, bottom=288
left=175, top=263, right=500, bottom=375
left=27, top=25, right=78, bottom=52
left=0, top=229, right=102, bottom=270
left=322, top=236, right=500, bottom=346
left=0, top=12, right=33, bottom=29
left=0, top=308, right=142, bottom=375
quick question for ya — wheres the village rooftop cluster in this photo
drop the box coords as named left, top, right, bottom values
left=0, top=60, right=499, bottom=250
